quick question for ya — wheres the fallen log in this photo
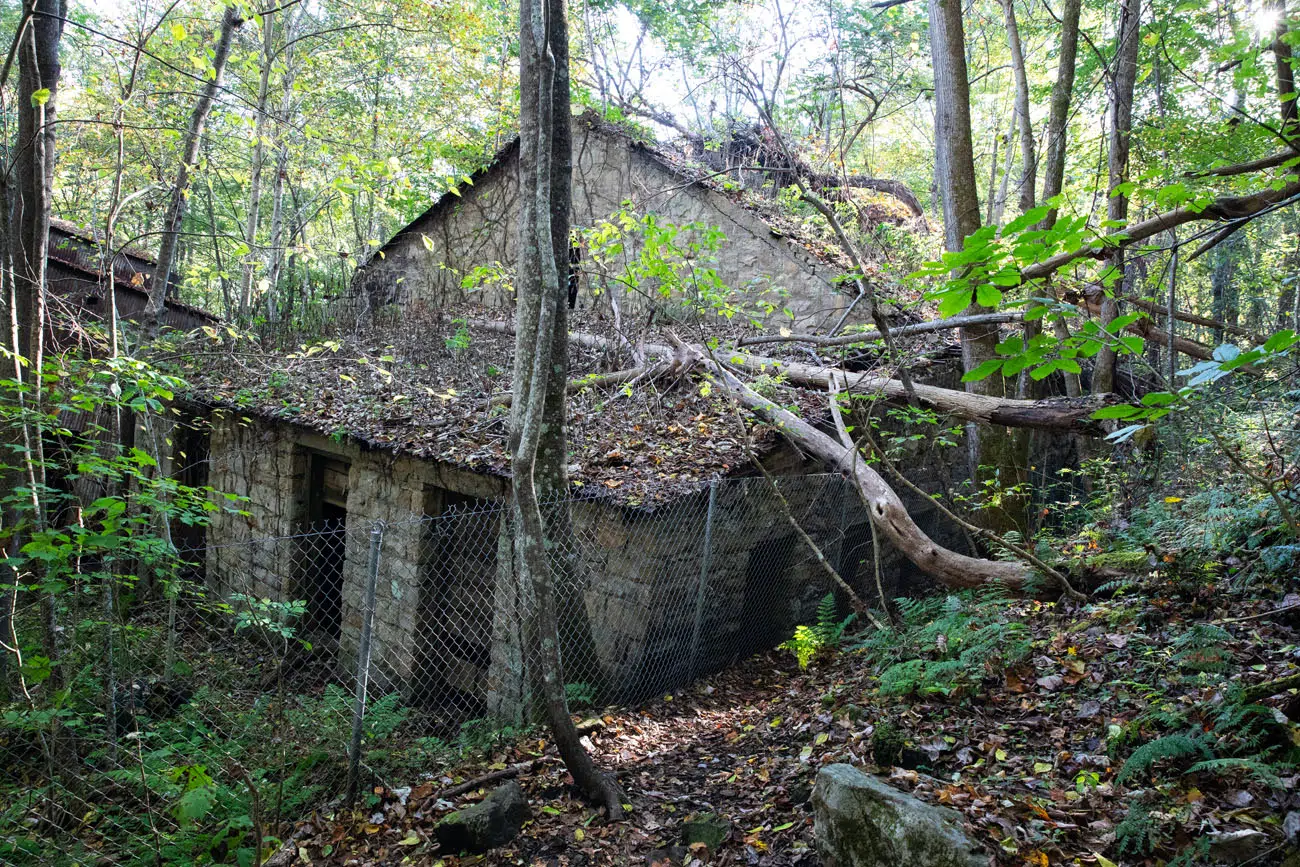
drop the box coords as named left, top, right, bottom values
left=1130, top=320, right=1214, bottom=362
left=487, top=365, right=652, bottom=407
left=736, top=311, right=1024, bottom=348
left=684, top=344, right=1076, bottom=596
left=722, top=352, right=1114, bottom=432
left=1240, top=671, right=1300, bottom=704
left=471, top=319, right=1115, bottom=434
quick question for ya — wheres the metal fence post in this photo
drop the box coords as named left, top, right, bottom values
left=346, top=520, right=383, bottom=806
left=688, top=480, right=718, bottom=680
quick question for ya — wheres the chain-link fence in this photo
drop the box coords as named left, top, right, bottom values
left=1, top=473, right=892, bottom=866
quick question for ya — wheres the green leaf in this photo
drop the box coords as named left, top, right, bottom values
left=1140, top=391, right=1178, bottom=407
left=1029, top=360, right=1058, bottom=380
left=1092, top=404, right=1141, bottom=420
left=1263, top=329, right=1297, bottom=352
left=30, top=88, right=50, bottom=107
left=1107, top=311, right=1144, bottom=333
left=1003, top=206, right=1051, bottom=234
left=975, top=284, right=1003, bottom=308
left=173, top=785, right=216, bottom=826
left=961, top=359, right=1004, bottom=382
left=1116, top=336, right=1145, bottom=355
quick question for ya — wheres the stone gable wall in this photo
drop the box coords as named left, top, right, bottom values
left=352, top=121, right=851, bottom=330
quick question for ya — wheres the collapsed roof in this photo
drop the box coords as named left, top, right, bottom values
left=179, top=307, right=953, bottom=505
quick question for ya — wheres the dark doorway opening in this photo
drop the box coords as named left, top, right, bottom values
left=302, top=454, right=349, bottom=639
left=412, top=488, right=498, bottom=722
left=739, top=533, right=798, bottom=656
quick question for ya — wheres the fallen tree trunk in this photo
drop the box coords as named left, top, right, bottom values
left=471, top=319, right=1116, bottom=433
left=722, top=352, right=1113, bottom=432
left=689, top=348, right=1066, bottom=595
left=1130, top=320, right=1214, bottom=362
left=488, top=365, right=651, bottom=407
left=736, top=312, right=1023, bottom=348
left=804, top=172, right=926, bottom=218
left=475, top=317, right=1084, bottom=595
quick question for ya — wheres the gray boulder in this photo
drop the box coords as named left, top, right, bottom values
left=813, top=764, right=988, bottom=867
left=434, top=780, right=530, bottom=854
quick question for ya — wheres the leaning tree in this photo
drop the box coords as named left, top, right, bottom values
left=509, top=0, right=623, bottom=817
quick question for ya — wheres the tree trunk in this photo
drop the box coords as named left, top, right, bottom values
left=1210, top=231, right=1242, bottom=345
left=512, top=0, right=622, bottom=817
left=1093, top=0, right=1141, bottom=395
left=1038, top=0, right=1083, bottom=230
left=10, top=0, right=64, bottom=364
left=928, top=0, right=1028, bottom=532
left=702, top=362, right=1048, bottom=593
left=1035, top=0, right=1084, bottom=396
left=8, top=0, right=79, bottom=805
left=145, top=5, right=242, bottom=329
left=991, top=117, right=1016, bottom=226
left=1273, top=0, right=1298, bottom=138
left=240, top=12, right=275, bottom=321
left=265, top=3, right=302, bottom=308
left=1001, top=0, right=1036, bottom=215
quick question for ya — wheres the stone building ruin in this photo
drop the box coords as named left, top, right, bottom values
left=182, top=113, right=964, bottom=723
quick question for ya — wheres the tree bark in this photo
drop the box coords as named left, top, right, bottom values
left=513, top=0, right=622, bottom=817
left=929, top=0, right=1027, bottom=532
left=10, top=0, right=63, bottom=364
left=1036, top=0, right=1084, bottom=396
left=1021, top=179, right=1300, bottom=281
left=1093, top=0, right=1141, bottom=396
left=7, top=0, right=78, bottom=803
left=240, top=11, right=276, bottom=320
left=737, top=311, right=1024, bottom=348
left=1038, top=0, right=1082, bottom=229
left=1001, top=0, right=1036, bottom=215
left=1210, top=232, right=1243, bottom=345
left=801, top=171, right=925, bottom=217
left=265, top=4, right=302, bottom=309
left=698, top=358, right=1052, bottom=593
left=145, top=5, right=242, bottom=329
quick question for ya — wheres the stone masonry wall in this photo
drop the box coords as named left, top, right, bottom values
left=203, top=407, right=970, bottom=716
left=204, top=413, right=509, bottom=693
left=352, top=118, right=851, bottom=330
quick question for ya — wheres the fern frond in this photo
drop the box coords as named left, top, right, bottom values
left=1115, top=801, right=1156, bottom=857
left=878, top=659, right=926, bottom=696
left=1117, top=734, right=1212, bottom=784
left=1172, top=623, right=1234, bottom=673
left=1187, top=757, right=1285, bottom=790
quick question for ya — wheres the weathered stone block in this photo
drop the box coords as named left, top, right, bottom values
left=812, top=764, right=987, bottom=867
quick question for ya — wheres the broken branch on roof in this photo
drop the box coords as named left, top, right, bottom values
left=473, top=319, right=1117, bottom=434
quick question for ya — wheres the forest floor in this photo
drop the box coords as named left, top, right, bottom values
left=290, top=571, right=1300, bottom=867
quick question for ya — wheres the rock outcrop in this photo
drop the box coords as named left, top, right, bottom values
left=812, top=764, right=988, bottom=867
left=434, top=781, right=529, bottom=854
